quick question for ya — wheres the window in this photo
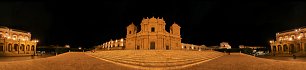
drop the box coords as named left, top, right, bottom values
left=25, top=36, right=29, bottom=41
left=19, top=36, right=23, bottom=40
left=285, top=36, right=289, bottom=40
left=12, top=35, right=17, bottom=40
left=151, top=27, right=155, bottom=32
left=291, top=35, right=295, bottom=39
left=129, top=31, right=131, bottom=34
left=279, top=37, right=283, bottom=41
left=0, top=32, right=2, bottom=38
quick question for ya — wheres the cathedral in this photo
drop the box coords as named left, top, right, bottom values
left=95, top=17, right=208, bottom=51
left=125, top=17, right=182, bottom=50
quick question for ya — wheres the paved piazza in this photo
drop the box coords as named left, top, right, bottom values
left=1, top=51, right=306, bottom=70
left=87, top=50, right=224, bottom=69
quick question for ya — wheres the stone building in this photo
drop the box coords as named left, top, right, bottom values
left=270, top=27, right=306, bottom=54
left=0, top=26, right=38, bottom=56
left=95, top=38, right=125, bottom=50
left=239, top=45, right=265, bottom=50
left=220, top=42, right=231, bottom=49
left=181, top=43, right=208, bottom=51
left=95, top=17, right=208, bottom=51
left=125, top=17, right=181, bottom=50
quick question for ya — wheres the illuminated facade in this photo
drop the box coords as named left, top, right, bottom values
left=220, top=42, right=231, bottom=49
left=0, top=26, right=38, bottom=56
left=125, top=17, right=181, bottom=50
left=95, top=17, right=209, bottom=51
left=96, top=38, right=125, bottom=50
left=239, top=45, right=265, bottom=49
left=270, top=27, right=306, bottom=54
left=181, top=43, right=208, bottom=51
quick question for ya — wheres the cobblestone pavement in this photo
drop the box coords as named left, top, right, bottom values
left=257, top=56, right=306, bottom=62
left=0, top=52, right=137, bottom=70
left=179, top=53, right=306, bottom=70
left=87, top=50, right=224, bottom=70
left=2, top=52, right=306, bottom=70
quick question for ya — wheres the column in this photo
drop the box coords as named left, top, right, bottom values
left=281, top=45, right=284, bottom=53
left=34, top=45, right=37, bottom=55
left=276, top=46, right=278, bottom=53
left=270, top=45, right=273, bottom=53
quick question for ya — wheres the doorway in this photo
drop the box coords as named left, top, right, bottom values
left=150, top=42, right=155, bottom=50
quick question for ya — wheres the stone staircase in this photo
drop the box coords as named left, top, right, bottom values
left=87, top=50, right=224, bottom=67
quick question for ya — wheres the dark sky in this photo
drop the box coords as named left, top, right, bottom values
left=1, top=1, right=306, bottom=48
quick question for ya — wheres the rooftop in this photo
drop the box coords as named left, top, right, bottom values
left=0, top=26, right=29, bottom=33
left=278, top=26, right=306, bottom=34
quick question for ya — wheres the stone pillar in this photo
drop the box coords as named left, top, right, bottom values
left=302, top=43, right=306, bottom=52
left=3, top=42, right=6, bottom=52
left=276, top=46, right=278, bottom=53
left=34, top=44, right=37, bottom=55
left=24, top=45, right=26, bottom=53
left=270, top=45, right=274, bottom=54
left=281, top=45, right=284, bottom=53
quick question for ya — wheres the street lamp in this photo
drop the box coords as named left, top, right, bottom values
left=65, top=45, right=70, bottom=48
left=32, top=39, right=39, bottom=43
left=269, top=40, right=274, bottom=44
left=65, top=45, right=70, bottom=52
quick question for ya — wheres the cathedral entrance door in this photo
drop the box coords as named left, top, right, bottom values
left=166, top=45, right=170, bottom=50
left=136, top=46, right=140, bottom=50
left=150, top=42, right=155, bottom=50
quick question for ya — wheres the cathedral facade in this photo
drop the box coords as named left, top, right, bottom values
left=95, top=17, right=208, bottom=51
left=125, top=17, right=181, bottom=50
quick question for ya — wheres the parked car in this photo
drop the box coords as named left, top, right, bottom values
left=254, top=51, right=268, bottom=56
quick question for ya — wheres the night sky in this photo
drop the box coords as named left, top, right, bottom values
left=1, top=1, right=306, bottom=48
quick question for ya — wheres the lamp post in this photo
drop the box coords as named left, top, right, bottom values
left=33, top=39, right=39, bottom=56
left=65, top=45, right=70, bottom=52
left=269, top=40, right=274, bottom=55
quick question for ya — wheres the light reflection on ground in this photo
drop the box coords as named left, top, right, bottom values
left=0, top=54, right=55, bottom=62
left=257, top=55, right=306, bottom=62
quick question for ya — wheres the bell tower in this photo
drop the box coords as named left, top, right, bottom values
left=126, top=22, right=137, bottom=37
left=170, top=22, right=181, bottom=36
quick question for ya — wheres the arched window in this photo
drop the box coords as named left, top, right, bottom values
left=19, top=35, right=23, bottom=40
left=279, top=37, right=283, bottom=41
left=25, top=36, right=29, bottom=41
left=5, top=32, right=9, bottom=37
left=0, top=32, right=3, bottom=38
left=285, top=36, right=289, bottom=40
left=291, top=35, right=295, bottom=40
left=12, top=35, right=17, bottom=40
